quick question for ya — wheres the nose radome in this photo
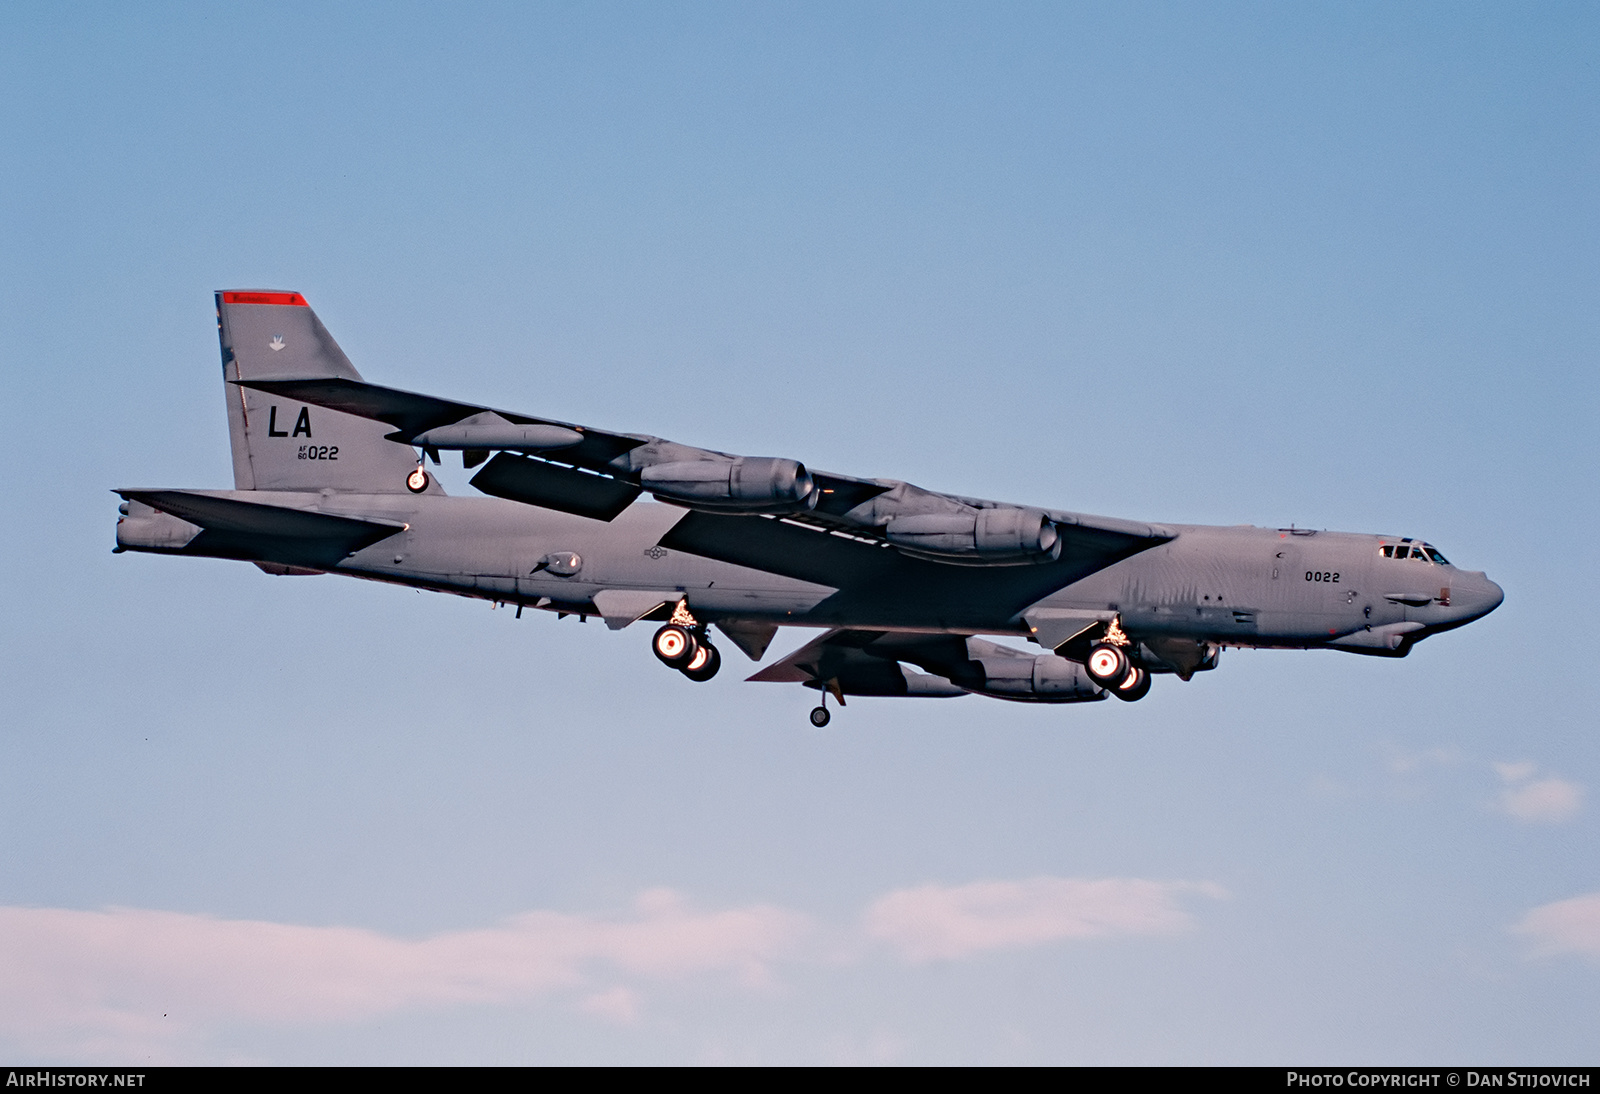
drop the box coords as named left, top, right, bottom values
left=1456, top=574, right=1504, bottom=621
left=1482, top=577, right=1505, bottom=614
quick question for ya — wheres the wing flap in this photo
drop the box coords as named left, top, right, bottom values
left=469, top=454, right=642, bottom=521
left=714, top=619, right=781, bottom=661
left=591, top=590, right=680, bottom=631
left=1021, top=607, right=1116, bottom=652
left=748, top=629, right=968, bottom=697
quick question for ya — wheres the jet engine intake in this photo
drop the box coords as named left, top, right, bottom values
left=965, top=654, right=1105, bottom=702
left=886, top=507, right=1061, bottom=564
left=642, top=457, right=816, bottom=513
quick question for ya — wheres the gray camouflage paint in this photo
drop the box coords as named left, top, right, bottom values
left=114, top=293, right=1503, bottom=710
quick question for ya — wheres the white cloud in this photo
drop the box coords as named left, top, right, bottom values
left=1492, top=762, right=1584, bottom=824
left=862, top=877, right=1227, bottom=963
left=0, top=889, right=808, bottom=1059
left=1385, top=746, right=1463, bottom=775
left=1510, top=892, right=1600, bottom=962
left=1377, top=748, right=1584, bottom=824
left=1493, top=761, right=1537, bottom=784
left=0, top=876, right=1227, bottom=1060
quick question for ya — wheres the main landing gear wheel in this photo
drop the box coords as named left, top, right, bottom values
left=1111, top=666, right=1151, bottom=702
left=809, top=705, right=831, bottom=728
left=1085, top=642, right=1130, bottom=688
left=652, top=624, right=698, bottom=669
left=682, top=641, right=721, bottom=682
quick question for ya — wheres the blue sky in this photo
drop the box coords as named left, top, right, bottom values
left=1, top=1, right=1596, bottom=1064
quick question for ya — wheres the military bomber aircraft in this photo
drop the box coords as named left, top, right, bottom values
left=114, top=292, right=1504, bottom=725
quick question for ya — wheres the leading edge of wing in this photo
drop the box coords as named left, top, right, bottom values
left=747, top=628, right=887, bottom=683
left=231, top=377, right=647, bottom=469
left=747, top=628, right=971, bottom=698
left=660, top=511, right=1169, bottom=629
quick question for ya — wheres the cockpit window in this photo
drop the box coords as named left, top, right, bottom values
left=1379, top=541, right=1449, bottom=564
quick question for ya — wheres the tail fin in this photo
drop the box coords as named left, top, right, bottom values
left=217, top=290, right=424, bottom=493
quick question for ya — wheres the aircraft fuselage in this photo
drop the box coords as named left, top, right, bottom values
left=113, top=290, right=1504, bottom=714
left=119, top=489, right=1503, bottom=663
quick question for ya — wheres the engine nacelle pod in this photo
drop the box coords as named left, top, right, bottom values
left=967, top=654, right=1105, bottom=702
left=413, top=414, right=582, bottom=452
left=886, top=507, right=1061, bottom=564
left=642, top=457, right=815, bottom=513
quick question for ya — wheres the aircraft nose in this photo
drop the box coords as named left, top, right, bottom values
left=1455, top=573, right=1504, bottom=622
left=1485, top=577, right=1504, bottom=612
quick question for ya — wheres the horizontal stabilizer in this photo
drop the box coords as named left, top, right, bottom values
left=115, top=489, right=405, bottom=569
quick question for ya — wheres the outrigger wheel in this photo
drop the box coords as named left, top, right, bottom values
left=682, top=641, right=721, bottom=682
left=405, top=466, right=430, bottom=493
left=652, top=623, right=698, bottom=670
left=809, top=705, right=831, bottom=728
left=1085, top=642, right=1130, bottom=688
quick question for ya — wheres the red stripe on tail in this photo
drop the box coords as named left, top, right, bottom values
left=221, top=291, right=307, bottom=306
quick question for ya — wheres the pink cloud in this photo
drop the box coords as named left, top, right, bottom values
left=862, top=876, right=1227, bottom=962
left=0, top=876, right=1229, bottom=1059
left=577, top=986, right=642, bottom=1024
left=0, top=890, right=808, bottom=1058
left=1510, top=892, right=1600, bottom=962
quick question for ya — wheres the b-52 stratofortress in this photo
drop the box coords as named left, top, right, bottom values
left=114, top=291, right=1503, bottom=725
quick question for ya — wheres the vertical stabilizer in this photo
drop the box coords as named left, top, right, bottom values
left=217, top=290, right=422, bottom=492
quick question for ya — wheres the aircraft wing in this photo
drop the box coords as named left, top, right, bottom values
left=660, top=509, right=1164, bottom=630
left=748, top=629, right=970, bottom=698
left=233, top=377, right=649, bottom=469
left=233, top=375, right=1170, bottom=609
left=467, top=453, right=642, bottom=521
